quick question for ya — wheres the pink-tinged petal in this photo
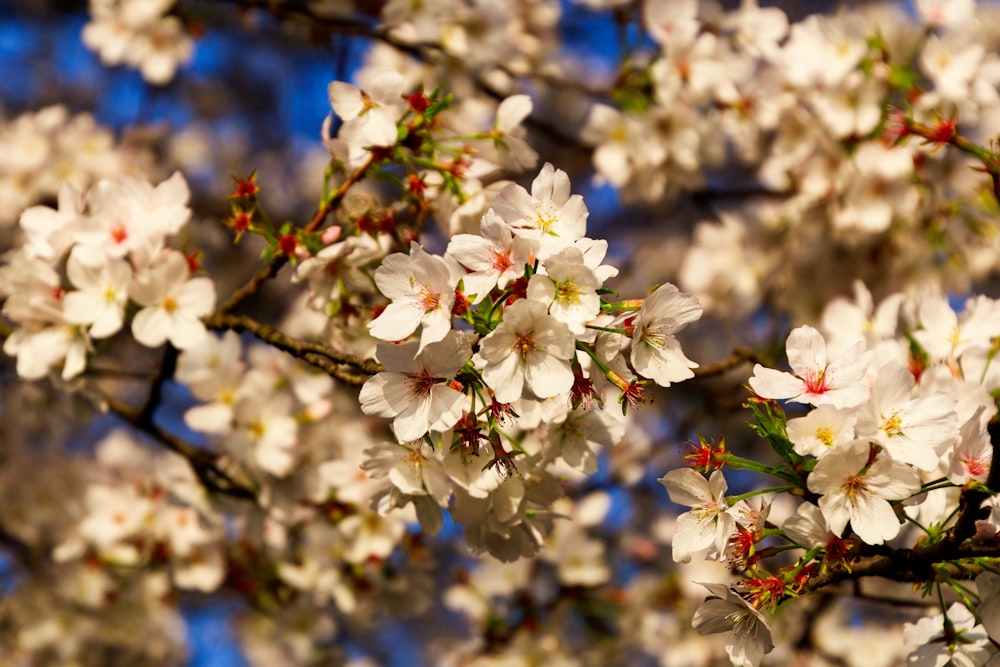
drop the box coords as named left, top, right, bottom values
left=658, top=468, right=712, bottom=507
left=132, top=307, right=170, bottom=347
left=422, top=462, right=452, bottom=507
left=848, top=492, right=901, bottom=545
left=495, top=94, right=533, bottom=133
left=524, top=355, right=573, bottom=399
left=167, top=315, right=207, bottom=350
left=427, top=386, right=466, bottom=433
left=177, top=278, right=216, bottom=316
left=747, top=365, right=805, bottom=400
left=328, top=82, right=364, bottom=120
left=672, top=511, right=717, bottom=562
left=492, top=184, right=535, bottom=226
left=817, top=492, right=851, bottom=537
left=482, top=354, right=523, bottom=403
left=359, top=373, right=404, bottom=419
left=368, top=301, right=421, bottom=341
left=393, top=395, right=434, bottom=442
left=785, top=325, right=827, bottom=375
left=864, top=457, right=922, bottom=498
left=374, top=341, right=421, bottom=374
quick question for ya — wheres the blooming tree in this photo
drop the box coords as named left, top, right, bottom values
left=4, top=0, right=1000, bottom=665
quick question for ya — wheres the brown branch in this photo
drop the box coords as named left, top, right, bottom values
left=215, top=154, right=376, bottom=316
left=102, top=392, right=258, bottom=502
left=692, top=346, right=759, bottom=379
left=802, top=422, right=1000, bottom=593
left=205, top=311, right=382, bottom=384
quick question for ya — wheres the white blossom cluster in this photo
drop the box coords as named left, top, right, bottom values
left=661, top=280, right=1000, bottom=666
left=82, top=0, right=194, bottom=85
left=5, top=0, right=1000, bottom=665
left=0, top=171, right=215, bottom=381
left=0, top=104, right=145, bottom=225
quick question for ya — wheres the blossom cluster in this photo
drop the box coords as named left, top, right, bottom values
left=0, top=171, right=215, bottom=380
left=83, top=0, right=194, bottom=85
left=661, top=281, right=1000, bottom=666
left=0, top=105, right=144, bottom=225
left=5, top=0, right=1000, bottom=665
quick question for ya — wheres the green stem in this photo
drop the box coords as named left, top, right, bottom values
left=728, top=486, right=797, bottom=505
left=722, top=454, right=801, bottom=485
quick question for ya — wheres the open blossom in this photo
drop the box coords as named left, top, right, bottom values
left=904, top=602, right=995, bottom=667
left=855, top=361, right=957, bottom=472
left=630, top=283, right=702, bottom=387
left=748, top=325, right=871, bottom=408
left=328, top=70, right=406, bottom=161
left=692, top=582, right=774, bottom=667
left=445, top=209, right=536, bottom=302
left=786, top=404, right=857, bottom=459
left=368, top=242, right=456, bottom=353
left=807, top=439, right=921, bottom=545
left=478, top=299, right=575, bottom=403
left=359, top=331, right=471, bottom=442
left=491, top=162, right=588, bottom=259
left=659, top=468, right=740, bottom=563
left=527, top=247, right=602, bottom=335
left=129, top=250, right=216, bottom=350
left=61, top=251, right=131, bottom=338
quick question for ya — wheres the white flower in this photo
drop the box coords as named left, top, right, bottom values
left=361, top=441, right=452, bottom=507
left=477, top=299, right=575, bottom=403
left=786, top=405, right=857, bottom=459
left=692, top=582, right=774, bottom=667
left=445, top=209, right=536, bottom=303
left=62, top=251, right=132, bottom=338
left=904, top=602, right=995, bottom=667
left=359, top=331, right=471, bottom=442
left=630, top=283, right=702, bottom=387
left=807, top=439, right=921, bottom=545
left=368, top=242, right=456, bottom=353
left=748, top=325, right=871, bottom=409
left=230, top=392, right=298, bottom=477
left=491, top=94, right=538, bottom=170
left=855, top=361, right=957, bottom=472
left=658, top=468, right=740, bottom=563
left=491, top=162, right=588, bottom=260
left=329, top=70, right=406, bottom=159
left=976, top=571, right=1000, bottom=644
left=129, top=251, right=215, bottom=349
left=527, top=247, right=601, bottom=335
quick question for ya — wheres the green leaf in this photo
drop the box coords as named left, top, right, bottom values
left=746, top=399, right=802, bottom=465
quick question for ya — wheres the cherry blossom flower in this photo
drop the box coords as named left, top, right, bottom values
left=807, top=439, right=921, bottom=545
left=445, top=209, right=536, bottom=302
left=359, top=331, right=471, bottom=442
left=903, top=602, right=995, bottom=667
left=748, top=325, right=871, bottom=409
left=659, top=468, right=740, bottom=563
left=328, top=70, right=406, bottom=158
left=786, top=405, right=857, bottom=459
left=630, top=283, right=702, bottom=387
left=492, top=162, right=588, bottom=259
left=61, top=251, right=131, bottom=339
left=477, top=298, right=575, bottom=403
left=527, top=247, right=602, bottom=335
left=368, top=242, right=456, bottom=353
left=490, top=94, right=538, bottom=170
left=129, top=250, right=216, bottom=350
left=855, top=361, right=957, bottom=472
left=692, top=582, right=774, bottom=667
